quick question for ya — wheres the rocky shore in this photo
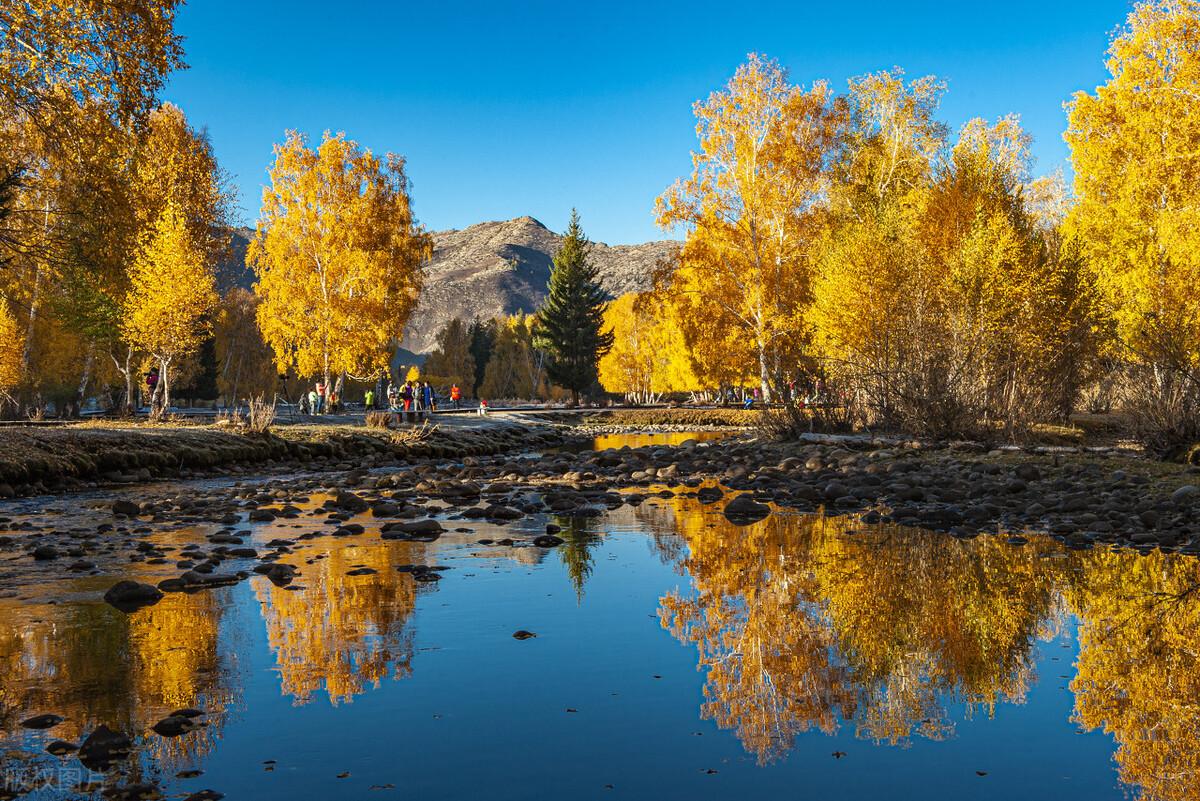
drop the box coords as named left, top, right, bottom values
left=3, top=416, right=1199, bottom=568
left=0, top=420, right=569, bottom=497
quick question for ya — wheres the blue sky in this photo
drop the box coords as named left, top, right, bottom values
left=165, top=0, right=1132, bottom=244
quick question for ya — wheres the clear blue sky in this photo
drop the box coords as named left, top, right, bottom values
left=164, top=0, right=1132, bottom=244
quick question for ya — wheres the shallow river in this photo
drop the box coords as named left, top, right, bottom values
left=0, top=453, right=1197, bottom=800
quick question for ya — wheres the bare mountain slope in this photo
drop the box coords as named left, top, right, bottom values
left=401, top=216, right=677, bottom=353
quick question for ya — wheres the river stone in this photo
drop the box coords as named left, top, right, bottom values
left=696, top=486, right=724, bottom=504
left=485, top=505, right=524, bottom=520
left=79, top=725, right=132, bottom=770
left=46, top=740, right=77, bottom=755
left=512, top=630, right=537, bottom=640
left=153, top=714, right=200, bottom=737
left=32, top=545, right=59, bottom=560
left=533, top=535, right=565, bottom=547
left=103, top=581, right=164, bottom=612
left=112, top=500, right=141, bottom=517
left=1014, top=464, right=1042, bottom=481
left=1172, top=485, right=1199, bottom=504
left=335, top=490, right=370, bottom=512
left=723, top=495, right=771, bottom=524
left=21, top=713, right=64, bottom=730
left=182, top=791, right=224, bottom=801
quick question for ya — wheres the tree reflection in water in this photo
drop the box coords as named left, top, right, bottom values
left=0, top=493, right=1196, bottom=801
left=652, top=495, right=1200, bottom=801
left=254, top=541, right=423, bottom=706
left=0, top=588, right=235, bottom=771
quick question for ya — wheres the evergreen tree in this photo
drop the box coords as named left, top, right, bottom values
left=533, top=209, right=614, bottom=404
left=467, top=317, right=496, bottom=395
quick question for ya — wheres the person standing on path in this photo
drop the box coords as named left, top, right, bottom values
left=400, top=382, right=414, bottom=423
left=422, top=382, right=435, bottom=417
left=364, top=388, right=375, bottom=411
left=315, top=382, right=326, bottom=414
left=450, top=383, right=461, bottom=410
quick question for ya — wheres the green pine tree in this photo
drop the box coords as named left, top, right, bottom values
left=533, top=209, right=614, bottom=404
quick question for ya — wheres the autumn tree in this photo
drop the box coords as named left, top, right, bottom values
left=1065, top=0, right=1200, bottom=454
left=250, top=131, right=432, bottom=395
left=422, top=318, right=475, bottom=389
left=656, top=54, right=842, bottom=403
left=808, top=69, right=948, bottom=430
left=122, top=203, right=218, bottom=414
left=0, top=1, right=184, bottom=127
left=213, top=288, right=278, bottom=405
left=812, top=74, right=1107, bottom=437
left=651, top=255, right=759, bottom=401
left=0, top=301, right=23, bottom=403
left=533, top=210, right=613, bottom=404
left=598, top=291, right=697, bottom=402
left=481, top=314, right=544, bottom=399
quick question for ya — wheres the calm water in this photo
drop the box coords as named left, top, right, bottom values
left=1, top=475, right=1197, bottom=800
left=590, top=430, right=737, bottom=451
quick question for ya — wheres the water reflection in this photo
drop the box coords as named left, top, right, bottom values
left=1067, top=550, right=1200, bottom=801
left=0, top=487, right=1197, bottom=801
left=0, top=588, right=235, bottom=769
left=650, top=494, right=1200, bottom=800
left=255, top=542, right=422, bottom=706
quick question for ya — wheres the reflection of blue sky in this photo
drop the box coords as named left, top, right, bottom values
left=0, top=497, right=1131, bottom=800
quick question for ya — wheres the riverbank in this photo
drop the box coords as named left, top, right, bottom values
left=0, top=419, right=568, bottom=497
left=2, top=414, right=1199, bottom=555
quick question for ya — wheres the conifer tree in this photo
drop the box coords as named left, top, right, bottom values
left=467, top=317, right=496, bottom=396
left=533, top=210, right=613, bottom=404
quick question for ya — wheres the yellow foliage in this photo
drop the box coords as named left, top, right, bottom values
left=598, top=291, right=697, bottom=398
left=1066, top=0, right=1200, bottom=373
left=122, top=203, right=218, bottom=409
left=0, top=1, right=184, bottom=126
left=0, top=303, right=24, bottom=396
left=250, top=131, right=432, bottom=386
left=214, top=288, right=278, bottom=403
left=656, top=54, right=841, bottom=400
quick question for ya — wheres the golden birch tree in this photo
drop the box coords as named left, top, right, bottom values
left=0, top=1, right=184, bottom=128
left=598, top=291, right=697, bottom=401
left=1065, top=0, right=1200, bottom=453
left=250, top=131, right=432, bottom=392
left=655, top=54, right=842, bottom=402
left=122, top=203, right=218, bottom=414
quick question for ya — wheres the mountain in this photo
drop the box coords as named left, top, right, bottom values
left=218, top=217, right=679, bottom=355
left=401, top=216, right=678, bottom=354
left=217, top=226, right=255, bottom=292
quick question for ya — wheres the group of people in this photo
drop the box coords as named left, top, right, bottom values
left=295, top=376, right=480, bottom=420
left=298, top=381, right=341, bottom=415
left=382, top=380, right=437, bottom=416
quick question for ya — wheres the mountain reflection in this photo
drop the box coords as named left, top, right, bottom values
left=654, top=496, right=1200, bottom=801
